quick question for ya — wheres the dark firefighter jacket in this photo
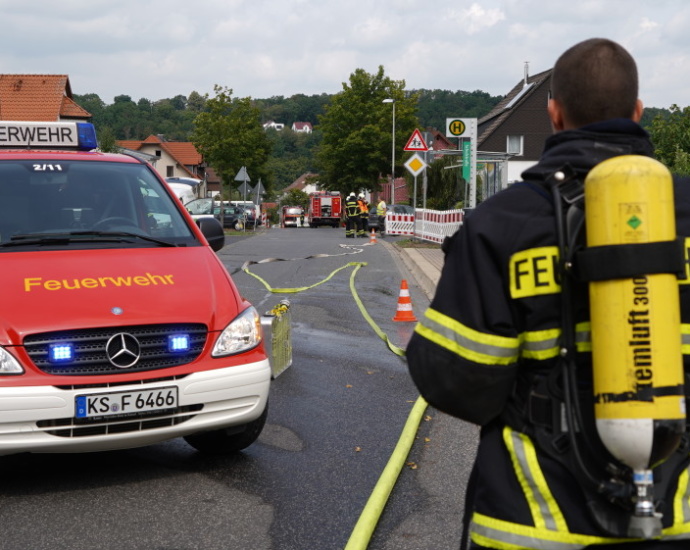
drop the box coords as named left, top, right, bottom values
left=345, top=196, right=360, bottom=218
left=406, top=119, right=690, bottom=549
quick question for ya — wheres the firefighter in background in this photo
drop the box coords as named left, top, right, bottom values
left=344, top=192, right=361, bottom=238
left=376, top=197, right=387, bottom=236
left=357, top=194, right=369, bottom=237
left=406, top=38, right=690, bottom=549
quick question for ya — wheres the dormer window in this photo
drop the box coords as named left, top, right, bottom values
left=507, top=135, right=524, bottom=156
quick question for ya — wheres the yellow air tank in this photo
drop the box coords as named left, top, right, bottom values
left=585, top=155, right=686, bottom=536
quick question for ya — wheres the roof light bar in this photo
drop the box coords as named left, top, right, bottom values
left=0, top=121, right=98, bottom=151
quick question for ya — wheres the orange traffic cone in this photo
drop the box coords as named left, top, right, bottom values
left=393, top=279, right=417, bottom=322
left=369, top=230, right=377, bottom=244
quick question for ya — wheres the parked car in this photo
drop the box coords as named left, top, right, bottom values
left=239, top=205, right=260, bottom=227
left=184, top=199, right=255, bottom=230
left=368, top=208, right=384, bottom=234
left=213, top=205, right=251, bottom=230
left=230, top=201, right=262, bottom=226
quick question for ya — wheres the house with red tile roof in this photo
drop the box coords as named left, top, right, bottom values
left=291, top=122, right=313, bottom=133
left=282, top=172, right=320, bottom=195
left=116, top=134, right=217, bottom=193
left=0, top=74, right=91, bottom=122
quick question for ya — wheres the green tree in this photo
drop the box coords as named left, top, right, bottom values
left=73, top=93, right=107, bottom=121
left=649, top=104, right=690, bottom=175
left=190, top=85, right=273, bottom=198
left=97, top=126, right=119, bottom=153
left=106, top=95, right=141, bottom=139
left=280, top=189, right=310, bottom=210
left=187, top=91, right=206, bottom=113
left=316, top=66, right=419, bottom=193
left=415, top=89, right=502, bottom=131
left=640, top=106, right=670, bottom=130
left=413, top=154, right=465, bottom=210
left=266, top=127, right=322, bottom=189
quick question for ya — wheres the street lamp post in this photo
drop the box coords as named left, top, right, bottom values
left=382, top=98, right=395, bottom=205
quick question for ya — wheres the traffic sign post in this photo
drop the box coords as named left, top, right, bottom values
left=404, top=129, right=428, bottom=152
left=404, top=153, right=427, bottom=177
left=405, top=153, right=428, bottom=242
left=234, top=166, right=251, bottom=232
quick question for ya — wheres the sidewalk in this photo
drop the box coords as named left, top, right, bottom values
left=394, top=245, right=444, bottom=300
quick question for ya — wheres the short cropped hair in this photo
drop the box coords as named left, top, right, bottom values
left=551, top=38, right=638, bottom=127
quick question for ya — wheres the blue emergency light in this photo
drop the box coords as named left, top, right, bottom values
left=76, top=123, right=98, bottom=150
left=168, top=334, right=190, bottom=353
left=49, top=343, right=74, bottom=362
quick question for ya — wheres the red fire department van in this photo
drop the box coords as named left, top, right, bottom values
left=281, top=205, right=304, bottom=227
left=0, top=121, right=274, bottom=456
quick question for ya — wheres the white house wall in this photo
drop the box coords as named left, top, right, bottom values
left=507, top=160, right=538, bottom=184
left=135, top=144, right=188, bottom=180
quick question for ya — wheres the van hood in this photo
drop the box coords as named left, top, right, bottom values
left=0, top=247, right=241, bottom=343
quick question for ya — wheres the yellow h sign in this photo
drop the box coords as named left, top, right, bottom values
left=448, top=119, right=466, bottom=136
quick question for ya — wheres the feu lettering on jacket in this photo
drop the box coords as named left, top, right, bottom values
left=509, top=246, right=560, bottom=298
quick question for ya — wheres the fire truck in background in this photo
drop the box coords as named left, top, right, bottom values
left=307, top=191, right=341, bottom=228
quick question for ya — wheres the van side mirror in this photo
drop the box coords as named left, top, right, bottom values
left=196, top=217, right=225, bottom=252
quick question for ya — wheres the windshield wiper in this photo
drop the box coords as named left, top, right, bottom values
left=72, top=231, right=179, bottom=247
left=0, top=231, right=178, bottom=248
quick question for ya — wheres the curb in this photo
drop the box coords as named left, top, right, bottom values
left=381, top=240, right=438, bottom=301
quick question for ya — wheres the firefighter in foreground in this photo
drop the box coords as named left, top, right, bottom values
left=407, top=38, right=690, bottom=549
left=344, top=191, right=361, bottom=238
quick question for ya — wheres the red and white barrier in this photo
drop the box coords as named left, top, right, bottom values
left=385, top=208, right=464, bottom=243
left=385, top=214, right=415, bottom=236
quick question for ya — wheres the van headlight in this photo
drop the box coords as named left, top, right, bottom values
left=212, top=306, right=262, bottom=357
left=0, top=347, right=24, bottom=374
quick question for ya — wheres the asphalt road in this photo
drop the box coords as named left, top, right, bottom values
left=0, top=227, right=478, bottom=550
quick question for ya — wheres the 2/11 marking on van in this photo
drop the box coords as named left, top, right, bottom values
left=75, top=387, right=178, bottom=419
left=32, top=164, right=63, bottom=171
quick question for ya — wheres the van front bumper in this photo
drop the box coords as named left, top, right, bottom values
left=0, top=359, right=271, bottom=455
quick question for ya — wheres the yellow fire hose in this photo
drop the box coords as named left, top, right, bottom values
left=242, top=255, right=428, bottom=548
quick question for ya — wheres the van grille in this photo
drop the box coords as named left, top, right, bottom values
left=36, top=403, right=204, bottom=437
left=24, top=324, right=207, bottom=376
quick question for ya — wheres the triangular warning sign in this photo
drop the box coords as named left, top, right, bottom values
left=404, top=129, right=428, bottom=152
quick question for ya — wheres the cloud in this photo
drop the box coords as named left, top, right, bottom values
left=0, top=0, right=689, bottom=108
left=445, top=3, right=506, bottom=35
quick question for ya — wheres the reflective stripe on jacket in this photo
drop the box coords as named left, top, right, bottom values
left=345, top=198, right=360, bottom=217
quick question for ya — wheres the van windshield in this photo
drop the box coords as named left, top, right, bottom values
left=0, top=160, right=199, bottom=249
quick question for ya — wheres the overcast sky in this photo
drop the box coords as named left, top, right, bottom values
left=1, top=0, right=689, bottom=110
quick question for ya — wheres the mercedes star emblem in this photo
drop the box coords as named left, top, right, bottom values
left=105, top=333, right=141, bottom=368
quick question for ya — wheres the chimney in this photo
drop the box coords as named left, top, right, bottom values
left=524, top=61, right=530, bottom=86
